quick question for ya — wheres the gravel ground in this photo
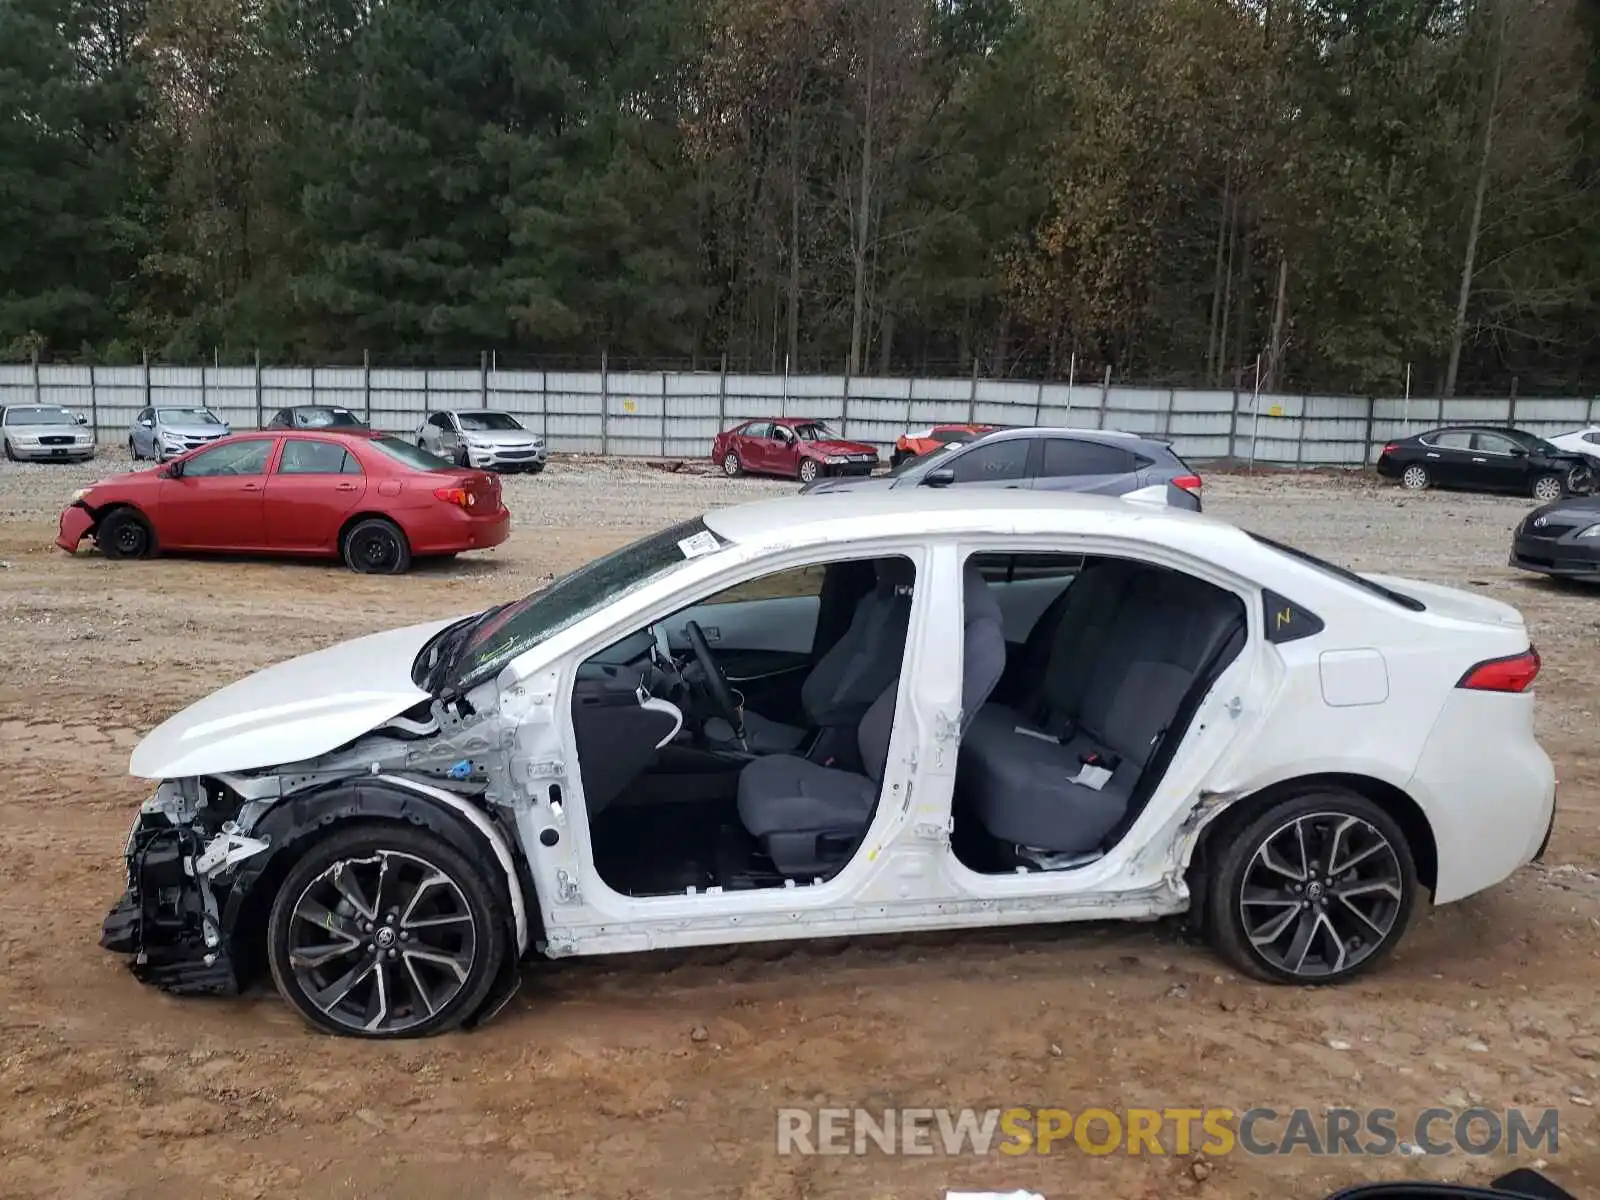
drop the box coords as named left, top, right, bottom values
left=1, top=452, right=1598, bottom=1200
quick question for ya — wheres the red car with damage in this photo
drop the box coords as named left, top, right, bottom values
left=56, top=430, right=509, bottom=574
left=711, top=418, right=879, bottom=485
left=889, top=423, right=999, bottom=468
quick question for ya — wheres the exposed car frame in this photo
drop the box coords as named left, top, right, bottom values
left=100, top=490, right=1555, bottom=1037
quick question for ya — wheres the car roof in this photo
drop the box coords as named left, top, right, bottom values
left=703, top=487, right=1239, bottom=551
left=768, top=417, right=830, bottom=427
left=962, top=425, right=1172, bottom=451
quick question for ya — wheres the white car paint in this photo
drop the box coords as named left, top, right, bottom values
left=1547, top=426, right=1600, bottom=462
left=123, top=489, right=1554, bottom=969
left=130, top=615, right=462, bottom=778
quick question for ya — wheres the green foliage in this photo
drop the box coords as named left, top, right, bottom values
left=0, top=0, right=1595, bottom=392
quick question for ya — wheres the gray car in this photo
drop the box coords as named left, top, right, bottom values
left=801, top=426, right=1204, bottom=510
left=416, top=409, right=547, bottom=473
left=129, top=405, right=231, bottom=462
left=1, top=404, right=96, bottom=463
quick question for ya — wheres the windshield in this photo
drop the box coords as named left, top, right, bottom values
left=365, top=436, right=455, bottom=471
left=794, top=422, right=835, bottom=442
left=446, top=516, right=729, bottom=691
left=1247, top=532, right=1425, bottom=612
left=300, top=407, right=364, bottom=427
left=158, top=407, right=223, bottom=425
left=456, top=412, right=524, bottom=432
left=3, top=406, right=76, bottom=426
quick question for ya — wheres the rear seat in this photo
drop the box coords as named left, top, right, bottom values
left=960, top=561, right=1245, bottom=856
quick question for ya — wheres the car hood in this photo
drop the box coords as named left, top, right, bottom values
left=804, top=439, right=877, bottom=457
left=1519, top=497, right=1600, bottom=526
left=8, top=422, right=85, bottom=437
left=159, top=423, right=229, bottom=437
left=129, top=616, right=465, bottom=779
left=459, top=429, right=541, bottom=445
left=801, top=473, right=901, bottom=495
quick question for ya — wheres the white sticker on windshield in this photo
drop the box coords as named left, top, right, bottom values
left=678, top=530, right=720, bottom=559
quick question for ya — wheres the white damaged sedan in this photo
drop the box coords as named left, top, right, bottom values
left=102, top=490, right=1557, bottom=1037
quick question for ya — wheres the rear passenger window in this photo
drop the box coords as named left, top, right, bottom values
left=977, top=553, right=1085, bottom=584
left=1429, top=430, right=1472, bottom=450
left=945, top=440, right=1028, bottom=483
left=279, top=440, right=359, bottom=475
left=1038, top=439, right=1138, bottom=477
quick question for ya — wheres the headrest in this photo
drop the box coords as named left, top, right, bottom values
left=962, top=560, right=1002, bottom=625
left=874, top=557, right=916, bottom=591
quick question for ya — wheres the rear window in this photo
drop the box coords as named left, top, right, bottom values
left=366, top=435, right=454, bottom=471
left=1247, top=533, right=1426, bottom=612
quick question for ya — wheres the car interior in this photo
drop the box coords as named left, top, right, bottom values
left=570, top=549, right=1247, bottom=897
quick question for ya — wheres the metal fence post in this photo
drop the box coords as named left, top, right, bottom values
left=717, top=354, right=727, bottom=432
left=843, top=367, right=853, bottom=441
left=362, top=350, right=371, bottom=424
left=1361, top=395, right=1376, bottom=468
left=1032, top=377, right=1045, bottom=426
left=480, top=351, right=489, bottom=409
left=600, top=350, right=610, bottom=456
left=31, top=347, right=40, bottom=405
left=966, top=356, right=978, bottom=423
left=539, top=369, right=548, bottom=439
left=1096, top=365, right=1111, bottom=430
left=142, top=349, right=151, bottom=413
left=89, top=364, right=99, bottom=441
left=660, top=371, right=669, bottom=458
left=1508, top=377, right=1519, bottom=429
left=1226, top=368, right=1241, bottom=462
left=1160, top=389, right=1174, bottom=438
left=254, top=350, right=263, bottom=428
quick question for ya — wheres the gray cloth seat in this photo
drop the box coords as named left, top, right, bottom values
left=961, top=564, right=1245, bottom=856
left=738, top=561, right=1008, bottom=876
left=707, top=558, right=915, bottom=753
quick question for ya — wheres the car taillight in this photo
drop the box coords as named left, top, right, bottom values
left=1381, top=443, right=1398, bottom=457
left=434, top=485, right=475, bottom=509
left=1457, top=646, right=1541, bottom=693
left=1173, top=474, right=1203, bottom=493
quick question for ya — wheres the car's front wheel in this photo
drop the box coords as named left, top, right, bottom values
left=798, top=458, right=819, bottom=484
left=1532, top=472, right=1566, bottom=503
left=722, top=451, right=742, bottom=478
left=265, top=824, right=509, bottom=1038
left=1202, top=789, right=1416, bottom=984
left=2, top=439, right=15, bottom=462
left=341, top=517, right=412, bottom=574
left=128, top=437, right=141, bottom=461
left=1399, top=463, right=1429, bottom=491
left=97, top=507, right=154, bottom=559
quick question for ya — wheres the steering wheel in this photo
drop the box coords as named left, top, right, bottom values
left=684, top=620, right=745, bottom=744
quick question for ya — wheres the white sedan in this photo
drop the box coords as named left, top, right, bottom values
left=100, top=490, right=1556, bottom=1037
left=1546, top=426, right=1600, bottom=463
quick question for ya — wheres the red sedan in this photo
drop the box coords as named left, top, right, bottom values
left=56, top=430, right=509, bottom=574
left=711, top=418, right=879, bottom=484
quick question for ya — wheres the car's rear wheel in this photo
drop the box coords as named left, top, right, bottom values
left=798, top=458, right=819, bottom=484
left=722, top=451, right=742, bottom=478
left=265, top=824, right=508, bottom=1038
left=1399, top=464, right=1429, bottom=491
left=1203, top=789, right=1416, bottom=985
left=96, top=508, right=154, bottom=559
left=342, top=517, right=412, bottom=574
left=1568, top=463, right=1594, bottom=495
left=1532, top=472, right=1565, bottom=503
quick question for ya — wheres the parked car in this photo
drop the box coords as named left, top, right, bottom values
left=889, top=423, right=998, bottom=467
left=416, top=409, right=547, bottom=473
left=1376, top=426, right=1593, bottom=501
left=59, top=430, right=508, bottom=574
left=804, top=426, right=1204, bottom=510
left=129, top=405, right=231, bottom=462
left=1509, top=494, right=1600, bottom=582
left=712, top=418, right=878, bottom=483
left=98, top=487, right=1553, bottom=1037
left=1, top=404, right=95, bottom=463
left=264, top=404, right=368, bottom=431
left=1545, top=425, right=1600, bottom=463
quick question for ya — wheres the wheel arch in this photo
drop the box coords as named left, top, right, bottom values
left=223, top=777, right=538, bottom=988
left=337, top=509, right=411, bottom=550
left=1186, top=772, right=1438, bottom=914
left=89, top=501, right=157, bottom=545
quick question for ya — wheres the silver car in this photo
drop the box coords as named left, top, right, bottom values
left=416, top=409, right=547, bottom=473
left=1, top=404, right=96, bottom=463
left=129, top=405, right=230, bottom=462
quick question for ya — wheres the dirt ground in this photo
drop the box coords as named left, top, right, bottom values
left=2, top=453, right=1598, bottom=1200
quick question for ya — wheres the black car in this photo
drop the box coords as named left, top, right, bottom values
left=1376, top=426, right=1592, bottom=502
left=1510, top=495, right=1600, bottom=581
left=264, top=404, right=369, bottom=430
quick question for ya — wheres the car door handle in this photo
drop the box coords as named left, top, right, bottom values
left=335, top=482, right=358, bottom=491
left=1426, top=452, right=1440, bottom=458
left=1472, top=457, right=1486, bottom=463
left=242, top=482, right=261, bottom=491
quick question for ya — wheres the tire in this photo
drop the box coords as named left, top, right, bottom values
left=722, top=451, right=742, bottom=478
left=454, top=446, right=469, bottom=468
left=526, top=462, right=544, bottom=475
left=1202, top=789, right=1417, bottom=985
left=889, top=451, right=907, bottom=468
left=341, top=517, right=412, bottom=575
left=1568, top=463, right=1594, bottom=495
left=1532, top=472, right=1565, bottom=503
left=264, top=824, right=509, bottom=1039
left=1399, top=463, right=1429, bottom=491
left=798, top=458, right=820, bottom=484
left=128, top=437, right=141, bottom=462
left=2, top=439, right=14, bottom=462
left=96, top=507, right=154, bottom=560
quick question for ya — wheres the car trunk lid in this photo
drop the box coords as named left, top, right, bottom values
left=1358, top=572, right=1526, bottom=629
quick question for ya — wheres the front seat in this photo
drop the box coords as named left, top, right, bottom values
left=736, top=561, right=1006, bottom=877
left=707, top=558, right=915, bottom=753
